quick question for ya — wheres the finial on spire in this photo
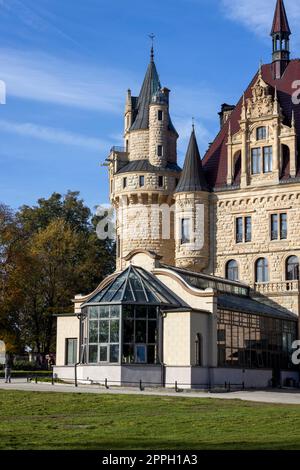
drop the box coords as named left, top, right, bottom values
left=292, top=109, right=295, bottom=128
left=149, top=33, right=155, bottom=62
left=259, top=60, right=263, bottom=76
left=192, top=117, right=195, bottom=131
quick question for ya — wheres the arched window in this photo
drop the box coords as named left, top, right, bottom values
left=255, top=258, right=269, bottom=283
left=226, top=260, right=239, bottom=281
left=257, top=126, right=267, bottom=140
left=286, top=256, right=299, bottom=281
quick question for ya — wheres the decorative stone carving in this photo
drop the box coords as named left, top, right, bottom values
left=246, top=77, right=273, bottom=119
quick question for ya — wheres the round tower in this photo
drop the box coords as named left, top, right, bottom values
left=108, top=48, right=180, bottom=271
left=174, top=128, right=210, bottom=272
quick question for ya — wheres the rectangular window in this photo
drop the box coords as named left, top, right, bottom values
left=117, top=235, right=120, bottom=258
left=139, top=175, right=145, bottom=187
left=280, top=213, right=287, bottom=239
left=65, top=338, right=77, bottom=365
left=236, top=217, right=243, bottom=243
left=157, top=145, right=163, bottom=157
left=271, top=214, right=278, bottom=240
left=158, top=110, right=163, bottom=121
left=181, top=218, right=191, bottom=244
left=245, top=217, right=252, bottom=242
left=271, top=213, right=287, bottom=240
left=158, top=175, right=164, bottom=187
left=263, top=146, right=273, bottom=173
left=123, top=177, right=127, bottom=189
left=251, top=148, right=261, bottom=174
left=135, top=345, right=147, bottom=364
left=236, top=216, right=252, bottom=243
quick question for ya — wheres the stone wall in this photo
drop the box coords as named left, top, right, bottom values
left=213, top=184, right=300, bottom=315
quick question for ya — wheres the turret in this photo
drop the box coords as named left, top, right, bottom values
left=107, top=46, right=181, bottom=270
left=271, top=0, right=291, bottom=79
left=174, top=128, right=210, bottom=272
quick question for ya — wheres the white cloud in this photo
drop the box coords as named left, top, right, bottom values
left=0, top=47, right=136, bottom=113
left=221, top=0, right=300, bottom=41
left=0, top=119, right=111, bottom=151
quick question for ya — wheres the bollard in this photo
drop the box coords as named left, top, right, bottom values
left=105, top=378, right=109, bottom=389
left=175, top=381, right=178, bottom=393
left=242, top=381, right=245, bottom=390
left=35, top=376, right=37, bottom=384
left=52, top=373, right=54, bottom=386
left=139, top=380, right=143, bottom=391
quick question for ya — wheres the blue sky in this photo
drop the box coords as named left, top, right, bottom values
left=1, top=0, right=300, bottom=211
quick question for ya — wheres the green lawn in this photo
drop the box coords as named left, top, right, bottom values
left=1, top=390, right=300, bottom=450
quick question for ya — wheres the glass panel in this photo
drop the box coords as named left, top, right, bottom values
left=99, top=306, right=110, bottom=318
left=280, top=213, right=287, bottom=240
left=110, top=305, right=120, bottom=318
left=181, top=218, right=191, bottom=244
left=89, top=345, right=98, bottom=364
left=123, top=319, right=134, bottom=343
left=245, top=217, right=251, bottom=242
left=136, top=306, right=147, bottom=318
left=148, top=320, right=157, bottom=343
left=135, top=320, right=147, bottom=343
left=89, top=307, right=98, bottom=319
left=263, top=146, right=273, bottom=173
left=110, top=345, right=119, bottom=363
left=66, top=339, right=77, bottom=365
left=236, top=218, right=243, bottom=243
left=99, top=320, right=109, bottom=343
left=148, top=307, right=157, bottom=319
left=271, top=214, right=278, bottom=240
left=128, top=273, right=146, bottom=303
left=99, top=346, right=108, bottom=362
left=135, top=345, right=147, bottom=363
left=251, top=148, right=261, bottom=174
left=123, top=305, right=134, bottom=319
left=110, top=320, right=120, bottom=343
left=147, top=345, right=156, bottom=364
left=123, top=344, right=134, bottom=364
left=89, top=320, right=98, bottom=343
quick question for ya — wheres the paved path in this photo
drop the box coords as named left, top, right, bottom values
left=1, top=379, right=300, bottom=404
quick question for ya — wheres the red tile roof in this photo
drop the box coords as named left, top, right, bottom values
left=203, top=60, right=300, bottom=188
left=271, top=0, right=291, bottom=35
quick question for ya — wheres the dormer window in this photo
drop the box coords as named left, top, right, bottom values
left=257, top=126, right=267, bottom=141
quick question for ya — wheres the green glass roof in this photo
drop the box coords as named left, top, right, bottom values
left=84, top=265, right=186, bottom=308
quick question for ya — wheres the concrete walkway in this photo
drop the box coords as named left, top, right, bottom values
left=1, top=378, right=300, bottom=404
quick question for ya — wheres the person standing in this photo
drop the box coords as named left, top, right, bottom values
left=4, top=353, right=12, bottom=383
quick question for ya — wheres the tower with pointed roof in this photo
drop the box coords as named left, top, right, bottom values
left=271, top=0, right=291, bottom=79
left=108, top=47, right=180, bottom=271
left=174, top=128, right=210, bottom=272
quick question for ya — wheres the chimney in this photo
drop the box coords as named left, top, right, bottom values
left=219, top=103, right=235, bottom=128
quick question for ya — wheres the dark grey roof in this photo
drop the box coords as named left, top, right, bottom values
left=131, top=58, right=161, bottom=131
left=218, top=294, right=297, bottom=321
left=117, top=159, right=182, bottom=174
left=175, top=129, right=209, bottom=193
left=130, top=54, right=178, bottom=135
left=83, top=265, right=187, bottom=308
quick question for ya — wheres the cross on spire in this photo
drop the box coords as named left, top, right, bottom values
left=149, top=33, right=155, bottom=62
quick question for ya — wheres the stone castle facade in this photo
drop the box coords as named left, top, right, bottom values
left=107, top=0, right=300, bottom=321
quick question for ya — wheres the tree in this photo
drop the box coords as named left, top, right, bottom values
left=0, top=192, right=115, bottom=355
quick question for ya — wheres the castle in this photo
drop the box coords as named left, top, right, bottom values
left=54, top=0, right=300, bottom=389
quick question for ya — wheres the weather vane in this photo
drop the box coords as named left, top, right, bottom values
left=192, top=117, right=195, bottom=130
left=149, top=33, right=155, bottom=60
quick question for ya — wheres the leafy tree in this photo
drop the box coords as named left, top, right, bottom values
left=0, top=192, right=115, bottom=355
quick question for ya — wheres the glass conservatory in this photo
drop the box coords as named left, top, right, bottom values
left=80, top=265, right=185, bottom=366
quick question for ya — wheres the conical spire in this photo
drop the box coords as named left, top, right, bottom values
left=271, top=0, right=291, bottom=35
left=131, top=47, right=161, bottom=131
left=175, top=128, right=209, bottom=193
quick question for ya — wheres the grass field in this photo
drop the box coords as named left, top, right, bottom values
left=1, top=390, right=300, bottom=450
